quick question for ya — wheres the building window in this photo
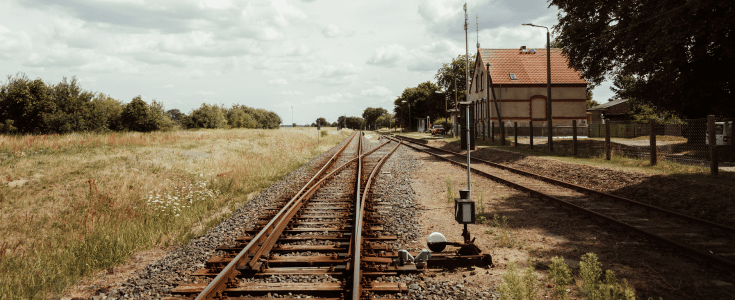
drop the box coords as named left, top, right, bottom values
left=509, top=73, right=517, bottom=80
left=480, top=73, right=484, bottom=91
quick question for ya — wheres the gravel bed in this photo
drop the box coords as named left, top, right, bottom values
left=99, top=135, right=497, bottom=300
left=100, top=138, right=348, bottom=299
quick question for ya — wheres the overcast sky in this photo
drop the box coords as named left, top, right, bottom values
left=0, top=0, right=614, bottom=125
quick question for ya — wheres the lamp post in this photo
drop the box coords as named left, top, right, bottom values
left=522, top=23, right=553, bottom=151
left=435, top=90, right=448, bottom=119
left=402, top=100, right=411, bottom=132
left=291, top=105, right=294, bottom=126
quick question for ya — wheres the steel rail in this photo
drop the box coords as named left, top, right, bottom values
left=350, top=134, right=364, bottom=300
left=390, top=136, right=735, bottom=273
left=195, top=132, right=358, bottom=300
left=351, top=139, right=402, bottom=299
left=391, top=135, right=735, bottom=234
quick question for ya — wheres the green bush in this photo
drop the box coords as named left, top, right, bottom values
left=499, top=259, right=539, bottom=300
left=549, top=256, right=574, bottom=300
left=434, top=117, right=452, bottom=132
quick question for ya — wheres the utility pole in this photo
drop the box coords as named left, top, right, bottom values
left=464, top=2, right=471, bottom=192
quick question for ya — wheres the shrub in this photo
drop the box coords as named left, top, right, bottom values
left=499, top=259, right=539, bottom=300
left=434, top=117, right=452, bottom=132
left=190, top=103, right=227, bottom=129
left=549, top=256, right=574, bottom=300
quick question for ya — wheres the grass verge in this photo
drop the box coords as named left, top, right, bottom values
left=0, top=127, right=352, bottom=299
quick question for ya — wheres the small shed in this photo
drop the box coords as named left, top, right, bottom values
left=587, top=99, right=629, bottom=124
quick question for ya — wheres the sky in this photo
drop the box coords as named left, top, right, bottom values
left=0, top=0, right=614, bottom=125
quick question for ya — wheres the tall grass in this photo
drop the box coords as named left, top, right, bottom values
left=0, top=127, right=351, bottom=299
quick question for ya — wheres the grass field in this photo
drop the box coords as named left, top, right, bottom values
left=0, top=127, right=351, bottom=299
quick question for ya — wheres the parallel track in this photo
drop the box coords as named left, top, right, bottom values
left=390, top=135, right=735, bottom=273
left=169, top=132, right=406, bottom=299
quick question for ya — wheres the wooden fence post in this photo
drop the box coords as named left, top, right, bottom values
left=605, top=122, right=611, bottom=160
left=650, top=119, right=657, bottom=165
left=514, top=122, right=518, bottom=147
left=572, top=120, right=577, bottom=156
left=709, top=115, right=718, bottom=175
left=529, top=121, right=534, bottom=149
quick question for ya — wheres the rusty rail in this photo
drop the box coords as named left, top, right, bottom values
left=389, top=135, right=735, bottom=273
left=195, top=132, right=359, bottom=299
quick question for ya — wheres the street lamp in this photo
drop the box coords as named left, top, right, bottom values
left=435, top=90, right=448, bottom=119
left=402, top=100, right=411, bottom=132
left=522, top=23, right=553, bottom=151
left=291, top=105, right=294, bottom=126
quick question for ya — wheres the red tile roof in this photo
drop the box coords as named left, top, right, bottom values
left=478, top=48, right=587, bottom=85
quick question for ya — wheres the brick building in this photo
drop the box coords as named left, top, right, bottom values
left=467, top=47, right=588, bottom=135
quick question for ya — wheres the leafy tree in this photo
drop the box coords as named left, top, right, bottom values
left=343, top=116, right=365, bottom=129
left=434, top=54, right=475, bottom=107
left=166, top=109, right=186, bottom=125
left=362, top=107, right=388, bottom=128
left=147, top=100, right=173, bottom=131
left=330, top=122, right=338, bottom=127
left=190, top=103, right=227, bottom=129
left=316, top=117, right=329, bottom=127
left=375, top=113, right=394, bottom=129
left=48, top=77, right=94, bottom=133
left=551, top=0, right=735, bottom=118
left=88, top=93, right=124, bottom=131
left=394, top=81, right=444, bottom=130
left=121, top=96, right=151, bottom=131
left=587, top=99, right=600, bottom=109
left=0, top=73, right=55, bottom=133
left=227, top=105, right=258, bottom=128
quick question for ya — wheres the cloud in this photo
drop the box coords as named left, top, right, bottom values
left=16, top=0, right=308, bottom=42
left=360, top=86, right=392, bottom=97
left=321, top=23, right=355, bottom=38
left=280, top=91, right=304, bottom=96
left=417, top=0, right=556, bottom=41
left=308, top=93, right=355, bottom=105
left=300, top=62, right=362, bottom=85
left=367, top=41, right=461, bottom=72
left=0, top=26, right=32, bottom=59
left=268, top=78, right=288, bottom=86
left=366, top=44, right=408, bottom=67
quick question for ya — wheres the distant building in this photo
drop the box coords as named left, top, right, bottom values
left=587, top=99, right=629, bottom=124
left=468, top=46, right=589, bottom=134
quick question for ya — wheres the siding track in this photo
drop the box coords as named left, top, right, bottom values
left=389, top=135, right=735, bottom=273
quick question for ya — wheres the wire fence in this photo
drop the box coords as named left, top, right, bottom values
left=489, top=117, right=735, bottom=169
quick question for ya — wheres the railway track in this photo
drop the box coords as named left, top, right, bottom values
left=388, top=135, right=735, bottom=273
left=166, top=132, right=413, bottom=299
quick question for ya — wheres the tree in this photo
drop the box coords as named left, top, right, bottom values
left=48, top=76, right=94, bottom=133
left=121, top=96, right=150, bottom=131
left=393, top=81, right=444, bottom=131
left=551, top=0, right=735, bottom=118
left=316, top=117, right=329, bottom=127
left=343, top=116, right=364, bottom=129
left=375, top=113, right=394, bottom=129
left=166, top=109, right=186, bottom=125
left=0, top=73, right=55, bottom=133
left=88, top=93, right=124, bottom=131
left=434, top=54, right=475, bottom=108
left=362, top=107, right=388, bottom=128
left=190, top=103, right=227, bottom=129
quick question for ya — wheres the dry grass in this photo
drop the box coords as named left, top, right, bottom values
left=0, top=127, right=351, bottom=299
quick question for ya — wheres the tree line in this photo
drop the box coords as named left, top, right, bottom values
left=0, top=73, right=281, bottom=134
